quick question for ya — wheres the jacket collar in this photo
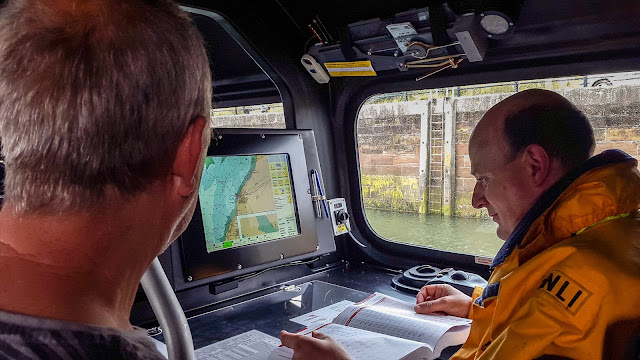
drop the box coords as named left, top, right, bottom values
left=491, top=149, right=637, bottom=268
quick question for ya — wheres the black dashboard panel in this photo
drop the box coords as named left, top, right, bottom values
left=179, top=130, right=317, bottom=282
left=170, top=129, right=336, bottom=293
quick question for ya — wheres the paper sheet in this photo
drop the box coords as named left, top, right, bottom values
left=289, top=300, right=354, bottom=326
left=195, top=329, right=280, bottom=360
left=333, top=292, right=471, bottom=346
left=268, top=323, right=429, bottom=360
left=274, top=293, right=470, bottom=360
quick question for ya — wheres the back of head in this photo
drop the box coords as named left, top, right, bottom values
left=0, top=0, right=212, bottom=213
left=502, top=89, right=595, bottom=172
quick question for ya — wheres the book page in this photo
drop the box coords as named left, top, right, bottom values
left=195, top=329, right=280, bottom=360
left=289, top=300, right=354, bottom=326
left=268, top=323, right=433, bottom=360
left=333, top=293, right=471, bottom=348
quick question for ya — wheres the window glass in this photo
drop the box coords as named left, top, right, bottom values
left=357, top=71, right=640, bottom=257
left=211, top=103, right=285, bottom=129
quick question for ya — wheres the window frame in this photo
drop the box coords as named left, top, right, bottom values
left=337, top=58, right=640, bottom=275
left=181, top=6, right=295, bottom=129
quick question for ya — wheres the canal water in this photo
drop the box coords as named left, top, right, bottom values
left=364, top=209, right=504, bottom=257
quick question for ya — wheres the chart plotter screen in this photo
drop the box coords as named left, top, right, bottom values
left=198, top=154, right=300, bottom=253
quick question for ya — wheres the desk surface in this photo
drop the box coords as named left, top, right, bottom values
left=184, top=264, right=461, bottom=359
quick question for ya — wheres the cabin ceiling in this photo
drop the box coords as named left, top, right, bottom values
left=182, top=0, right=640, bottom=106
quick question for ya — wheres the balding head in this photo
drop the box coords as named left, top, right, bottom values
left=471, top=89, right=595, bottom=173
left=469, top=89, right=595, bottom=240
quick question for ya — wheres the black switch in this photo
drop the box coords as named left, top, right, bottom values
left=335, top=210, right=349, bottom=224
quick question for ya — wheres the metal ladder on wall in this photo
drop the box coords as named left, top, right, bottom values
left=427, top=97, right=445, bottom=214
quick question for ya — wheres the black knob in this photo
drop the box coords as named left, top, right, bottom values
left=450, top=271, right=468, bottom=281
left=335, top=210, right=349, bottom=223
left=415, top=265, right=438, bottom=274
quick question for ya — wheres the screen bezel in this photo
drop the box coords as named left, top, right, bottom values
left=179, top=131, right=318, bottom=281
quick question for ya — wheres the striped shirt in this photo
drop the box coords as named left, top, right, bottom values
left=0, top=309, right=165, bottom=359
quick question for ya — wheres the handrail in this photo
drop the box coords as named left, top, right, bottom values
left=141, top=258, right=195, bottom=360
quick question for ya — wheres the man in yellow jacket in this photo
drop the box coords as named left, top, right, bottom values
left=281, top=89, right=640, bottom=359
left=413, top=89, right=640, bottom=359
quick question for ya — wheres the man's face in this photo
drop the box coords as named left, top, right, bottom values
left=469, top=111, right=536, bottom=240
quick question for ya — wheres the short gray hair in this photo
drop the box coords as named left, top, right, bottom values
left=0, top=0, right=212, bottom=213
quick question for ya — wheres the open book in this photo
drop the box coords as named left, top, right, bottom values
left=270, top=292, right=471, bottom=360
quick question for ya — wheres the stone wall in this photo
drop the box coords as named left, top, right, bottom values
left=360, top=175, right=421, bottom=212
left=211, top=113, right=286, bottom=129
left=357, top=102, right=425, bottom=177
left=357, top=85, right=640, bottom=216
left=454, top=86, right=640, bottom=217
left=357, top=102, right=424, bottom=211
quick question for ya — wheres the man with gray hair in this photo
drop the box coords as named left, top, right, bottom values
left=0, top=0, right=211, bottom=358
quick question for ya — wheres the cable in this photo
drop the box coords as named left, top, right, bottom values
left=313, top=169, right=330, bottom=218
left=315, top=15, right=334, bottom=43
left=273, top=0, right=306, bottom=35
left=303, top=35, right=318, bottom=53
left=405, top=54, right=462, bottom=67
left=312, top=19, right=329, bottom=44
left=408, top=41, right=460, bottom=59
left=234, top=256, right=325, bottom=282
left=416, top=58, right=464, bottom=81
left=347, top=231, right=367, bottom=248
left=405, top=59, right=458, bottom=68
left=307, top=24, right=323, bottom=43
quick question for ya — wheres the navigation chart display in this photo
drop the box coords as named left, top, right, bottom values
left=198, top=154, right=300, bottom=253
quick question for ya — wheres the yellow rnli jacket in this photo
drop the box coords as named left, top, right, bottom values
left=453, top=150, right=640, bottom=360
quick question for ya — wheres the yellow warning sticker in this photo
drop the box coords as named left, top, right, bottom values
left=324, top=61, right=377, bottom=77
left=337, top=224, right=347, bottom=233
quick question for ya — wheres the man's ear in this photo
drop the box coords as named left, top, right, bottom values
left=171, top=116, right=208, bottom=197
left=523, top=144, right=551, bottom=187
